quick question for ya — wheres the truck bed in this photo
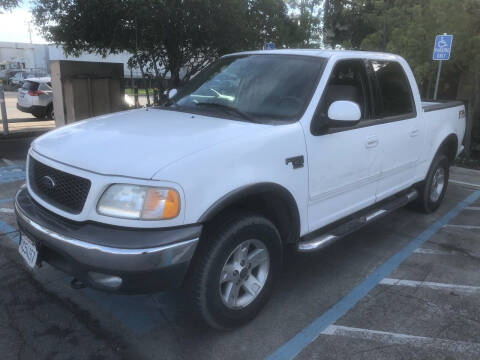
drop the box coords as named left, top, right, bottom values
left=422, top=99, right=464, bottom=113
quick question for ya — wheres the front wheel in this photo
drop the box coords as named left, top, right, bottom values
left=188, top=212, right=282, bottom=329
left=414, top=154, right=449, bottom=213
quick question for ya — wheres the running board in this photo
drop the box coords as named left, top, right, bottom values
left=297, top=189, right=418, bottom=252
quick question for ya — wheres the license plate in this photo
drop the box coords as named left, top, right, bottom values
left=18, top=234, right=38, bottom=269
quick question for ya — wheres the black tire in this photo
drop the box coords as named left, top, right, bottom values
left=187, top=211, right=283, bottom=330
left=413, top=154, right=449, bottom=213
left=46, top=104, right=54, bottom=120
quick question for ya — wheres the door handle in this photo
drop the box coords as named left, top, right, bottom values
left=410, top=129, right=420, bottom=137
left=366, top=138, right=379, bottom=148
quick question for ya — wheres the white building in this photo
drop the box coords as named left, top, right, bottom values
left=0, top=41, right=142, bottom=78
left=0, top=41, right=49, bottom=72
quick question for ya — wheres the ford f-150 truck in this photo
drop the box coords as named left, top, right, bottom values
left=15, top=50, right=466, bottom=329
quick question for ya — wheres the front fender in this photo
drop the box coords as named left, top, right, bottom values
left=152, top=122, right=309, bottom=235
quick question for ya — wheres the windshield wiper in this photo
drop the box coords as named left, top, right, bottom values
left=194, top=102, right=257, bottom=123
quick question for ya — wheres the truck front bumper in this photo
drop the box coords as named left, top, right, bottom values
left=15, top=187, right=201, bottom=293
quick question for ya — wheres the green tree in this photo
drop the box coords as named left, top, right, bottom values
left=324, top=0, right=480, bottom=156
left=323, top=0, right=375, bottom=49
left=359, top=0, right=480, bottom=128
left=0, top=0, right=20, bottom=12
left=288, top=0, right=322, bottom=47
left=32, top=0, right=299, bottom=92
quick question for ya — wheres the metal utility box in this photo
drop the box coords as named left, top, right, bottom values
left=50, top=60, right=124, bottom=126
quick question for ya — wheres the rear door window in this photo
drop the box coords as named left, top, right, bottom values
left=38, top=83, right=52, bottom=91
left=22, top=81, right=39, bottom=91
left=369, top=61, right=415, bottom=118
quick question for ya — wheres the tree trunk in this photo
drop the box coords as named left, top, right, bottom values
left=323, top=0, right=330, bottom=46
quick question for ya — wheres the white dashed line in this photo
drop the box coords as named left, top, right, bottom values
left=380, top=278, right=480, bottom=294
left=449, top=180, right=480, bottom=189
left=2, top=158, right=15, bottom=166
left=443, top=224, right=480, bottom=230
left=322, top=325, right=480, bottom=356
left=414, top=248, right=457, bottom=256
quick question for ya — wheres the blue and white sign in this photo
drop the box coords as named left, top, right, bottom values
left=433, top=34, right=453, bottom=60
left=264, top=42, right=275, bottom=50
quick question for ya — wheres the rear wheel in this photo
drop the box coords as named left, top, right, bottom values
left=188, top=212, right=282, bottom=329
left=413, top=154, right=449, bottom=213
left=46, top=104, right=54, bottom=120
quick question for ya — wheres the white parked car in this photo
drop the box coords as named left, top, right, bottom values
left=17, top=77, right=54, bottom=119
left=15, top=50, right=466, bottom=329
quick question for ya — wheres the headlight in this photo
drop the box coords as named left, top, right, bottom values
left=97, top=184, right=180, bottom=220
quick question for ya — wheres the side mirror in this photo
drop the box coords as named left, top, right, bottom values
left=168, top=88, right=178, bottom=99
left=327, top=100, right=361, bottom=127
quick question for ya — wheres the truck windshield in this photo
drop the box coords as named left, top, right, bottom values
left=166, top=54, right=326, bottom=123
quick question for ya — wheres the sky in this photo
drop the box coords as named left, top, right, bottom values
left=0, top=2, right=47, bottom=44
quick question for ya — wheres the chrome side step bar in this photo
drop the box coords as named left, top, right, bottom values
left=297, top=189, right=418, bottom=252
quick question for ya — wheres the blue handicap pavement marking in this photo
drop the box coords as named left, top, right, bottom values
left=266, top=189, right=480, bottom=360
left=0, top=164, right=26, bottom=184
left=0, top=218, right=20, bottom=244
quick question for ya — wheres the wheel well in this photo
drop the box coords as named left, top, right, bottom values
left=437, top=134, right=458, bottom=165
left=198, top=183, right=301, bottom=245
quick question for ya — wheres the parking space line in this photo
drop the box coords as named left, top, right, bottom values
left=465, top=207, right=480, bottom=211
left=0, top=165, right=26, bottom=184
left=450, top=180, right=480, bottom=189
left=380, top=278, right=480, bottom=294
left=0, top=208, right=14, bottom=214
left=0, top=198, right=13, bottom=204
left=414, top=248, right=458, bottom=256
left=443, top=224, right=480, bottom=230
left=322, top=325, right=480, bottom=356
left=265, top=189, right=480, bottom=360
left=2, top=158, right=15, bottom=166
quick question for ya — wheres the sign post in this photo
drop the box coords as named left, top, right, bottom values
left=432, top=33, right=453, bottom=100
left=0, top=80, right=8, bottom=135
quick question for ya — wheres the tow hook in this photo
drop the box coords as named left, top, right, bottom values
left=70, top=278, right=85, bottom=289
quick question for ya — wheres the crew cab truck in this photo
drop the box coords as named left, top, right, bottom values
left=15, top=50, right=466, bottom=329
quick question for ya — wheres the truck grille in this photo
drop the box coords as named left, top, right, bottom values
left=28, top=157, right=91, bottom=214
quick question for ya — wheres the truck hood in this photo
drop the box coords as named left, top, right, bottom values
left=32, top=108, right=264, bottom=179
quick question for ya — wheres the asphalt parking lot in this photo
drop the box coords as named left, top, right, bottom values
left=0, top=159, right=479, bottom=360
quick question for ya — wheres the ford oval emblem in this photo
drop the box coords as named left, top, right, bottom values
left=41, top=175, right=56, bottom=192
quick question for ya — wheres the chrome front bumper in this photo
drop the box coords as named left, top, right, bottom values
left=15, top=187, right=200, bottom=293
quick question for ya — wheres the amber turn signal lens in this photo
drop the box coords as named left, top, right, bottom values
left=161, top=189, right=180, bottom=219
left=142, top=188, right=180, bottom=219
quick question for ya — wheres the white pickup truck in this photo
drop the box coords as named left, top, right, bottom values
left=15, top=50, right=466, bottom=329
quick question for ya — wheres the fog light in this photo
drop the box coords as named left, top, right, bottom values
left=88, top=272, right=122, bottom=289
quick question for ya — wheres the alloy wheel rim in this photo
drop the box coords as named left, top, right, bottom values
left=430, top=167, right=445, bottom=202
left=219, top=239, right=270, bottom=310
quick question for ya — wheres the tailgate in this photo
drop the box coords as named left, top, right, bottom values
left=17, top=88, right=31, bottom=107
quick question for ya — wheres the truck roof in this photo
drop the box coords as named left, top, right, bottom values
left=226, top=49, right=402, bottom=61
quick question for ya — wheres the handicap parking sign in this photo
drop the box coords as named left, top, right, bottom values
left=433, top=34, right=453, bottom=60
left=264, top=42, right=275, bottom=50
